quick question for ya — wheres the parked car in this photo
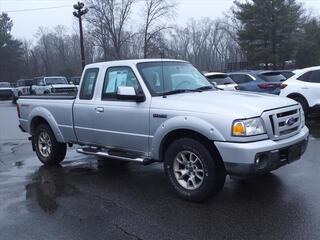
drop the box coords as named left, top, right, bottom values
left=69, top=76, right=81, bottom=86
left=280, top=66, right=320, bottom=115
left=0, top=82, right=13, bottom=100
left=31, top=76, right=77, bottom=95
left=228, top=71, right=287, bottom=95
left=12, top=79, right=33, bottom=103
left=17, top=59, right=309, bottom=202
left=204, top=72, right=239, bottom=91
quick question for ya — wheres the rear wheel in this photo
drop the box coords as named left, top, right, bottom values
left=34, top=124, right=67, bottom=165
left=164, top=138, right=226, bottom=202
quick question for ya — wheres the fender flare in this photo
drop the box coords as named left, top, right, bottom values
left=151, top=116, right=225, bottom=160
left=28, top=107, right=65, bottom=143
left=286, top=92, right=310, bottom=107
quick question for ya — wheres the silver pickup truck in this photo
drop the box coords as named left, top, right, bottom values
left=17, top=59, right=309, bottom=202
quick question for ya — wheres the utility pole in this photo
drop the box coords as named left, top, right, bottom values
left=73, top=2, right=88, bottom=70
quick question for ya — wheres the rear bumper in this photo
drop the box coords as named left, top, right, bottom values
left=215, top=126, right=309, bottom=177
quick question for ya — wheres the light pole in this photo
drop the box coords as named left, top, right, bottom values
left=73, top=2, right=88, bottom=70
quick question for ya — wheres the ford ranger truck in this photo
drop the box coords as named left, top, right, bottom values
left=17, top=59, right=309, bottom=202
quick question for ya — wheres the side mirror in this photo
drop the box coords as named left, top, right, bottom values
left=117, top=86, right=145, bottom=102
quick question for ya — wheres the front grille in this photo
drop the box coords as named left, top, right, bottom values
left=262, top=105, right=302, bottom=140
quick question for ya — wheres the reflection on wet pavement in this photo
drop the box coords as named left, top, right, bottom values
left=26, top=165, right=80, bottom=214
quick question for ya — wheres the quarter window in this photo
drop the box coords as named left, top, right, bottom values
left=230, top=74, right=253, bottom=84
left=102, top=67, right=141, bottom=100
left=79, top=68, right=99, bottom=100
left=309, top=70, right=320, bottom=83
left=297, top=71, right=312, bottom=82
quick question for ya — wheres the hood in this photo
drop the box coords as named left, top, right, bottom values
left=151, top=90, right=298, bottom=118
left=51, top=84, right=75, bottom=88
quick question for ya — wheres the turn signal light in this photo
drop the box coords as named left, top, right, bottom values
left=232, top=122, right=245, bottom=136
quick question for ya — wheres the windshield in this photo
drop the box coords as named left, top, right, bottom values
left=137, top=62, right=213, bottom=96
left=17, top=80, right=33, bottom=87
left=0, top=82, right=11, bottom=88
left=259, top=73, right=286, bottom=82
left=45, top=77, right=68, bottom=85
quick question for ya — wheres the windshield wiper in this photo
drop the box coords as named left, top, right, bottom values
left=162, top=89, right=193, bottom=96
left=193, top=86, right=214, bottom=92
left=162, top=86, right=214, bottom=96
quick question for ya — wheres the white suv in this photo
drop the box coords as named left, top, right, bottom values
left=280, top=67, right=320, bottom=114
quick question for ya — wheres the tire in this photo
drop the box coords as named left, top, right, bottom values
left=12, top=95, right=17, bottom=104
left=291, top=96, right=309, bottom=116
left=164, top=138, right=226, bottom=202
left=33, top=124, right=67, bottom=165
left=44, top=91, right=49, bottom=95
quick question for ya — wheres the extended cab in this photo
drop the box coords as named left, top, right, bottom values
left=17, top=59, right=309, bottom=202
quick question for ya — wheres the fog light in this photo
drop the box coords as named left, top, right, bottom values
left=255, top=154, right=269, bottom=170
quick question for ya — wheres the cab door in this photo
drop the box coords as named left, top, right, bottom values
left=73, top=68, right=100, bottom=144
left=91, top=66, right=150, bottom=154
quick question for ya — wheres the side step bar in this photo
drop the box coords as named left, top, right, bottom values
left=76, top=147, right=155, bottom=165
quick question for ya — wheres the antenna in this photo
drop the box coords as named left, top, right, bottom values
left=161, top=47, right=166, bottom=98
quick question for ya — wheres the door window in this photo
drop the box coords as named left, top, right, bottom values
left=79, top=68, right=99, bottom=100
left=102, top=67, right=141, bottom=100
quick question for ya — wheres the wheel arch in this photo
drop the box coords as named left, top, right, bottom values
left=287, top=93, right=310, bottom=107
left=28, top=108, right=65, bottom=143
left=157, top=129, right=224, bottom=164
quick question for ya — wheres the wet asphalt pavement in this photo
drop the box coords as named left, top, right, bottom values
left=0, top=101, right=320, bottom=240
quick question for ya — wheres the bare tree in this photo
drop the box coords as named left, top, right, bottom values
left=87, top=0, right=136, bottom=60
left=141, top=0, right=176, bottom=58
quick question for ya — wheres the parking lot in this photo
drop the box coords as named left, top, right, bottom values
left=0, top=100, right=320, bottom=240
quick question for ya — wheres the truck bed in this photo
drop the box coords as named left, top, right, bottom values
left=18, top=96, right=77, bottom=143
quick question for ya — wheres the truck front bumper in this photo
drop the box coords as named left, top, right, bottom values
left=215, top=126, right=309, bottom=178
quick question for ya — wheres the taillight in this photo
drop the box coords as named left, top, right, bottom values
left=280, top=84, right=287, bottom=89
left=16, top=104, right=20, bottom=118
left=258, top=83, right=280, bottom=89
left=235, top=86, right=240, bottom=90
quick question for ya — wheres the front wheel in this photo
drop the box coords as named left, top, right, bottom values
left=34, top=124, right=67, bottom=165
left=164, top=138, right=226, bottom=202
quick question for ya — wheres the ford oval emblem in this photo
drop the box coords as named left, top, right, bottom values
left=285, top=117, right=296, bottom=126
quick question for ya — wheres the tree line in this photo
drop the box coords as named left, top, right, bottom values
left=0, top=0, right=320, bottom=83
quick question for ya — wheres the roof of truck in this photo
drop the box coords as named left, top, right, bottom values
left=85, top=59, right=188, bottom=68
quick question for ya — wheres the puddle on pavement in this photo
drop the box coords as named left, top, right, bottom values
left=0, top=150, right=99, bottom=214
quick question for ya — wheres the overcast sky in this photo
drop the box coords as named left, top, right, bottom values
left=0, top=0, right=319, bottom=40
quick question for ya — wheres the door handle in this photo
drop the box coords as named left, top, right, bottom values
left=302, top=87, right=309, bottom=89
left=95, top=107, right=104, bottom=113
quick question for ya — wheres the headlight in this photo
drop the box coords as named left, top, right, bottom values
left=232, top=117, right=266, bottom=136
